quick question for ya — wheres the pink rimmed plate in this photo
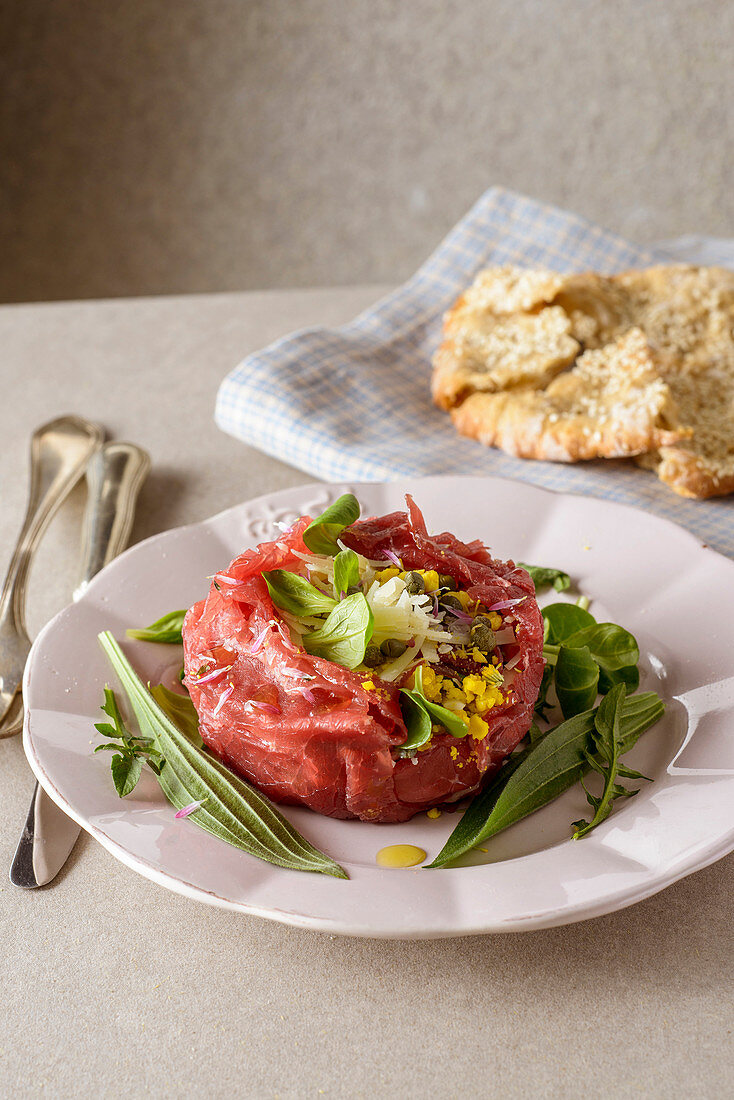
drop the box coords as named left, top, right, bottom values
left=22, top=477, right=734, bottom=938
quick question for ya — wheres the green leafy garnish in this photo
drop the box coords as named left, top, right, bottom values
left=572, top=684, right=649, bottom=838
left=333, top=548, right=360, bottom=596
left=96, top=632, right=347, bottom=878
left=149, top=683, right=203, bottom=748
left=426, top=690, right=664, bottom=868
left=534, top=664, right=554, bottom=720
left=126, top=610, right=186, bottom=645
left=303, top=493, right=361, bottom=556
left=399, top=664, right=470, bottom=741
left=398, top=691, right=433, bottom=751
left=554, top=645, right=599, bottom=720
left=518, top=563, right=571, bottom=592
left=303, top=592, right=373, bottom=670
left=263, top=569, right=337, bottom=617
left=543, top=602, right=595, bottom=644
left=541, top=603, right=640, bottom=719
left=94, top=686, right=164, bottom=796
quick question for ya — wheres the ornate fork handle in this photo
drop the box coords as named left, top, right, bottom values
left=0, top=416, right=103, bottom=729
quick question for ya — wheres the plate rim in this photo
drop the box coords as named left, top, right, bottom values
left=22, top=474, right=734, bottom=938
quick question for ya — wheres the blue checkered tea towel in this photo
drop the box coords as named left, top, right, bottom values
left=215, top=187, right=734, bottom=558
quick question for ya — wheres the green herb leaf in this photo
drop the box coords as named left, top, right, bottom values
left=542, top=603, right=596, bottom=645
left=94, top=686, right=162, bottom=797
left=572, top=684, right=650, bottom=839
left=97, top=632, right=348, bottom=878
left=263, top=569, right=337, bottom=617
left=333, top=548, right=360, bottom=596
left=598, top=663, right=640, bottom=695
left=303, top=593, right=373, bottom=670
left=111, top=753, right=143, bottom=797
left=426, top=690, right=664, bottom=868
left=150, top=684, right=203, bottom=748
left=554, top=644, right=600, bottom=719
left=534, top=664, right=554, bottom=720
left=303, top=493, right=361, bottom=555
left=127, top=610, right=186, bottom=645
left=561, top=622, right=639, bottom=673
left=518, top=563, right=571, bottom=592
left=400, top=665, right=471, bottom=739
left=397, top=691, right=433, bottom=751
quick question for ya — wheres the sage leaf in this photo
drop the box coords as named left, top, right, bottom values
left=303, top=493, right=361, bottom=555
left=427, top=690, right=664, bottom=868
left=555, top=645, right=600, bottom=719
left=97, top=631, right=348, bottom=878
left=333, top=548, right=360, bottom=596
left=518, top=563, right=571, bottom=592
left=303, top=592, right=373, bottom=670
left=127, top=610, right=186, bottom=645
left=150, top=684, right=203, bottom=748
left=397, top=691, right=433, bottom=751
left=263, top=569, right=337, bottom=616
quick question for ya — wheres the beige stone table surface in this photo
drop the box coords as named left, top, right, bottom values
left=1, top=288, right=732, bottom=1100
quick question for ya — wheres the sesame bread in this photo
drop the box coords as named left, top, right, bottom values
left=433, top=263, right=734, bottom=499
left=432, top=307, right=579, bottom=409
left=451, top=329, right=691, bottom=462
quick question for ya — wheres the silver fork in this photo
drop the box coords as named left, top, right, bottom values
left=10, top=440, right=150, bottom=887
left=0, top=416, right=104, bottom=736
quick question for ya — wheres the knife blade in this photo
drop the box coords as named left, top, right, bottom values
left=10, top=441, right=150, bottom=888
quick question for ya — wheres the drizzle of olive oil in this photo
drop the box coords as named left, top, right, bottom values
left=376, top=844, right=426, bottom=868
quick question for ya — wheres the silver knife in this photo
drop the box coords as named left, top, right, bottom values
left=10, top=441, right=150, bottom=888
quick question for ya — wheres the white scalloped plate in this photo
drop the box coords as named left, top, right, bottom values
left=22, top=477, right=734, bottom=938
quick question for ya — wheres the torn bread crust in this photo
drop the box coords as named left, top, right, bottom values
left=642, top=368, right=734, bottom=499
left=433, top=263, right=734, bottom=499
left=450, top=329, right=692, bottom=462
left=432, top=307, right=580, bottom=409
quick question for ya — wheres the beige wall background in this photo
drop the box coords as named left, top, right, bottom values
left=2, top=0, right=732, bottom=304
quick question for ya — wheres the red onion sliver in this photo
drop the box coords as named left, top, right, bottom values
left=175, top=799, right=207, bottom=819
left=297, top=686, right=317, bottom=704
left=504, top=651, right=522, bottom=670
left=213, top=573, right=243, bottom=588
left=250, top=624, right=272, bottom=654
left=192, top=663, right=232, bottom=686
left=383, top=549, right=402, bottom=569
left=212, top=682, right=234, bottom=716
left=486, top=597, right=526, bottom=611
left=247, top=700, right=282, bottom=716
left=446, top=607, right=473, bottom=623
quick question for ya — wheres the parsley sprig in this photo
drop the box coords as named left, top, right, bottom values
left=572, top=684, right=649, bottom=838
left=94, top=686, right=164, bottom=796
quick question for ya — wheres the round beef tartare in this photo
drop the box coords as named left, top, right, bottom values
left=182, top=495, right=545, bottom=823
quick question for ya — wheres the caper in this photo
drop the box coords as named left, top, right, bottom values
left=470, top=615, right=497, bottom=653
left=363, top=644, right=383, bottom=668
left=403, top=571, right=425, bottom=595
left=439, top=593, right=463, bottom=612
left=438, top=573, right=457, bottom=591
left=380, top=638, right=407, bottom=659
